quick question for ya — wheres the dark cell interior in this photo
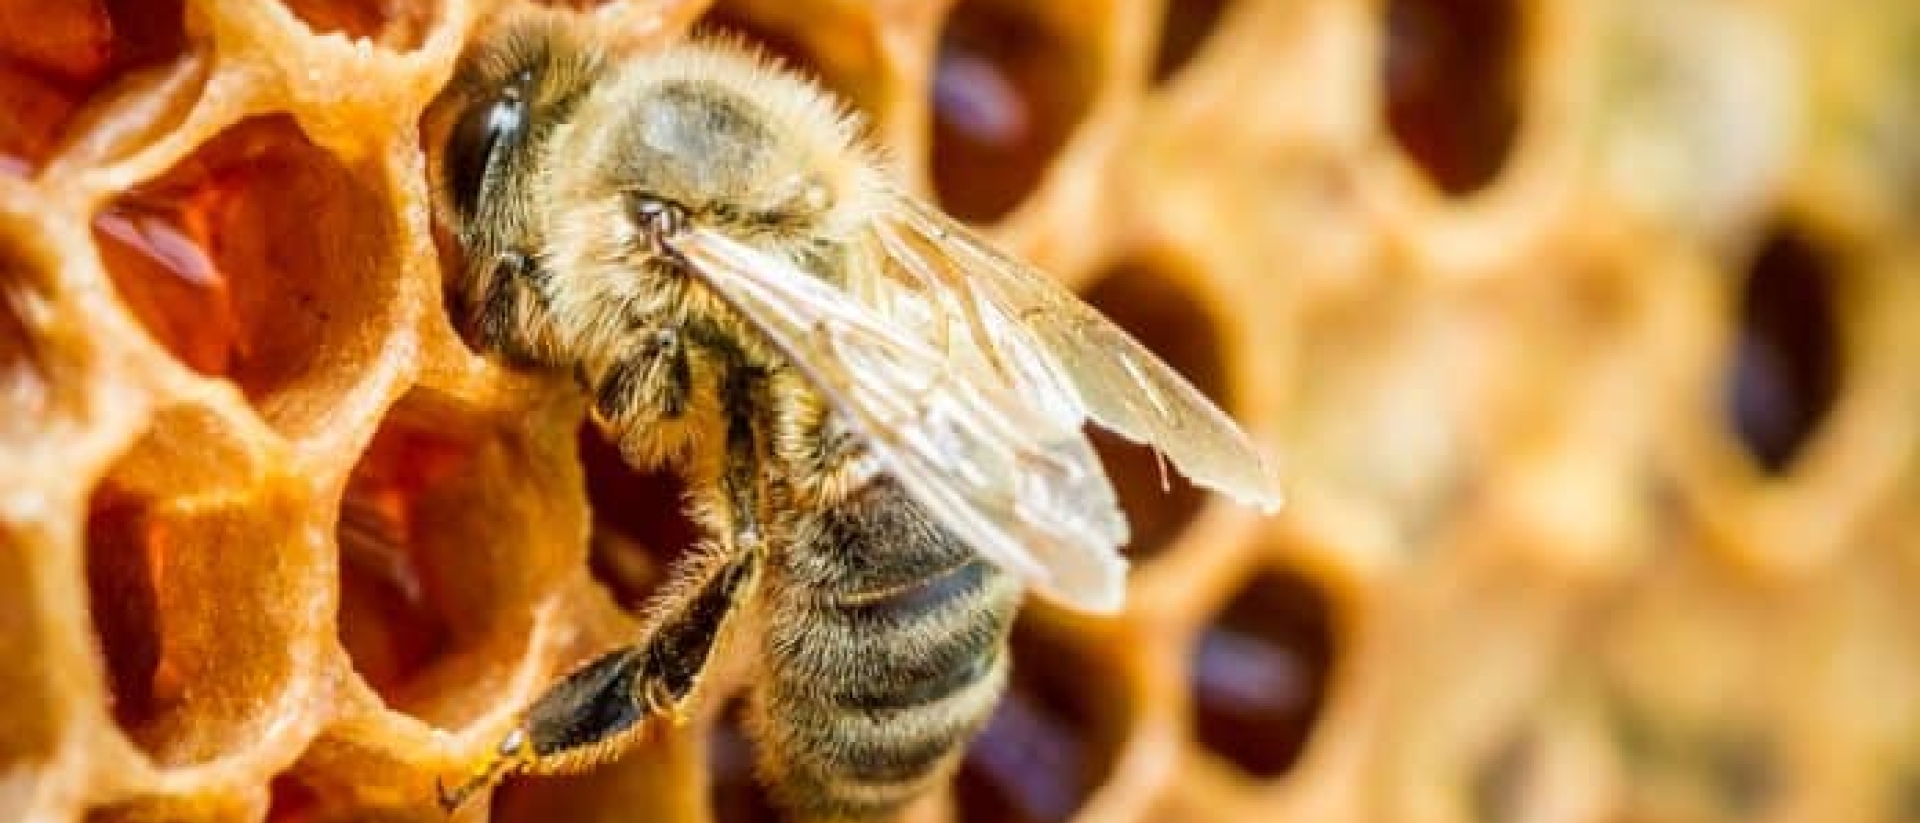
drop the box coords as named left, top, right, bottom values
left=83, top=486, right=173, bottom=754
left=931, top=0, right=1094, bottom=222
left=92, top=115, right=395, bottom=438
left=1188, top=569, right=1333, bottom=777
left=579, top=426, right=700, bottom=613
left=92, top=188, right=241, bottom=382
left=708, top=701, right=782, bottom=823
left=264, top=772, right=324, bottom=823
left=1152, top=0, right=1231, bottom=84
left=1080, top=261, right=1228, bottom=565
left=1382, top=0, right=1521, bottom=195
left=0, top=0, right=185, bottom=174
left=0, top=536, right=58, bottom=771
left=336, top=418, right=469, bottom=704
left=956, top=623, right=1127, bottom=823
left=1722, top=225, right=1841, bottom=474
left=277, top=0, right=434, bottom=49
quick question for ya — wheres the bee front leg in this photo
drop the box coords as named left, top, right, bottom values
left=437, top=541, right=761, bottom=812
left=470, top=251, right=564, bottom=368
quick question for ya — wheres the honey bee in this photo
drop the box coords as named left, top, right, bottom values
left=427, top=15, right=1280, bottom=821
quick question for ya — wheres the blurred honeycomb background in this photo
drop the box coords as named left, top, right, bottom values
left=2, top=0, right=1917, bottom=822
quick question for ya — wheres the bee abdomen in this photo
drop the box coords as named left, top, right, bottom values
left=756, top=482, right=1022, bottom=822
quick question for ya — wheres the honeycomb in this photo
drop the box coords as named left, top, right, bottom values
left=3, top=0, right=1917, bottom=821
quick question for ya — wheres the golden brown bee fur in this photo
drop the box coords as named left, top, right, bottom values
left=430, top=16, right=1023, bottom=822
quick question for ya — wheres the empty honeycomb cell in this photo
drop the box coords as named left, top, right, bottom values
left=930, top=0, right=1097, bottom=223
left=83, top=474, right=318, bottom=767
left=956, top=620, right=1131, bottom=823
left=336, top=388, right=573, bottom=723
left=276, top=0, right=436, bottom=49
left=1381, top=0, right=1522, bottom=195
left=1150, top=0, right=1230, bottom=84
left=1079, top=259, right=1229, bottom=564
left=578, top=425, right=699, bottom=613
left=92, top=115, right=399, bottom=440
left=1722, top=224, right=1841, bottom=474
left=1188, top=568, right=1332, bottom=778
left=0, top=0, right=185, bottom=175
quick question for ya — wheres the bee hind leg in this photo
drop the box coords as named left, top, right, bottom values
left=435, top=541, right=761, bottom=812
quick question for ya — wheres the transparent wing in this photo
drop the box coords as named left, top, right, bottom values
left=876, top=192, right=1283, bottom=512
left=669, top=227, right=1131, bottom=613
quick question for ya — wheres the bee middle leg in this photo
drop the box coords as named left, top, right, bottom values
left=437, top=539, right=762, bottom=810
left=591, top=328, right=692, bottom=423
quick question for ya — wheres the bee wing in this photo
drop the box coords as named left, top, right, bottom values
left=670, top=227, right=1131, bottom=614
left=876, top=192, right=1284, bottom=512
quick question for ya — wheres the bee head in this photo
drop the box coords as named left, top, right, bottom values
left=605, top=78, right=841, bottom=251
left=435, top=19, right=607, bottom=262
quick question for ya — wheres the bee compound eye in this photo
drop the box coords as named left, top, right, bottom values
left=445, top=90, right=529, bottom=220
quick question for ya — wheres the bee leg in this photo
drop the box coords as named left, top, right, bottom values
left=472, top=250, right=561, bottom=368
left=591, top=328, right=691, bottom=426
left=435, top=542, right=761, bottom=812
left=718, top=366, right=767, bottom=546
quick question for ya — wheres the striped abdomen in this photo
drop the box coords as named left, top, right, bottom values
left=753, top=478, right=1022, bottom=822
